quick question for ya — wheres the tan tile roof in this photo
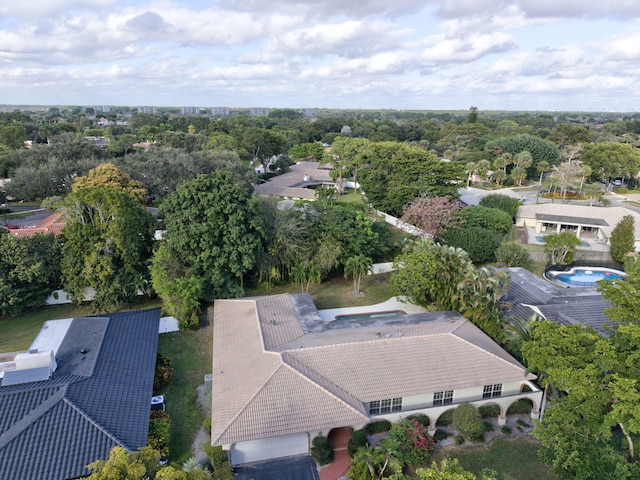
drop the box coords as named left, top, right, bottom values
left=8, top=212, right=65, bottom=238
left=211, top=295, right=533, bottom=446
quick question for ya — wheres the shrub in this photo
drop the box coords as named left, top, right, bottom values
left=495, top=242, right=532, bottom=269
left=348, top=429, right=369, bottom=457
left=154, top=352, right=174, bottom=392
left=311, top=435, right=333, bottom=466
left=452, top=403, right=484, bottom=440
left=501, top=426, right=512, bottom=434
left=454, top=205, right=514, bottom=235
left=483, top=421, right=494, bottom=432
left=455, top=435, right=465, bottom=445
left=440, top=226, right=502, bottom=263
left=406, top=414, right=430, bottom=428
left=507, top=399, right=533, bottom=414
left=478, top=405, right=500, bottom=418
left=200, top=444, right=228, bottom=470
left=613, top=187, right=628, bottom=194
left=148, top=411, right=171, bottom=456
left=516, top=419, right=531, bottom=428
left=388, top=419, right=436, bottom=466
left=436, top=410, right=454, bottom=426
left=203, top=417, right=212, bottom=434
left=364, top=420, right=392, bottom=434
left=479, top=194, right=520, bottom=218
left=610, top=215, right=635, bottom=263
left=434, top=429, right=449, bottom=441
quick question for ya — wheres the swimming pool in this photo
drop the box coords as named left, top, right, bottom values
left=335, top=310, right=406, bottom=321
left=546, top=266, right=625, bottom=287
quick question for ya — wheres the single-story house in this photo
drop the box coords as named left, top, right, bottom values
left=0, top=309, right=161, bottom=480
left=254, top=162, right=334, bottom=200
left=5, top=212, right=65, bottom=238
left=211, top=294, right=542, bottom=465
left=501, top=267, right=613, bottom=336
left=516, top=204, right=640, bottom=249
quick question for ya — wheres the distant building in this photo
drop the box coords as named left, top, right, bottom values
left=182, top=106, right=199, bottom=114
left=92, top=105, right=111, bottom=113
left=83, top=135, right=110, bottom=147
left=212, top=107, right=230, bottom=117
left=302, top=108, right=316, bottom=118
left=137, top=106, right=158, bottom=114
left=250, top=107, right=269, bottom=117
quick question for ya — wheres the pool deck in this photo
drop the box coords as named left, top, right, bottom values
left=317, top=297, right=427, bottom=322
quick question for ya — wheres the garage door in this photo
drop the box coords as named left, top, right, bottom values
left=230, top=432, right=309, bottom=465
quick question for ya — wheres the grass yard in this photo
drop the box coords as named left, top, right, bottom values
left=157, top=323, right=213, bottom=463
left=0, top=297, right=162, bottom=353
left=247, top=271, right=395, bottom=310
left=338, top=188, right=365, bottom=204
left=435, top=437, right=556, bottom=480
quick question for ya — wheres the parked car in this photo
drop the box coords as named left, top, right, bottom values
left=612, top=178, right=623, bottom=186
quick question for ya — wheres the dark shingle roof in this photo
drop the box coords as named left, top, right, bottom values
left=0, top=309, right=160, bottom=480
left=502, top=268, right=612, bottom=335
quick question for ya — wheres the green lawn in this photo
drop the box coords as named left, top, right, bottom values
left=247, top=271, right=395, bottom=310
left=338, top=188, right=366, bottom=203
left=157, top=322, right=213, bottom=463
left=435, top=437, right=557, bottom=480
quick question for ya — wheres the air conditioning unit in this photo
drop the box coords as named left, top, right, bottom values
left=151, top=395, right=165, bottom=411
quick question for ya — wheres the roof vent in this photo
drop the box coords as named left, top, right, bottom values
left=80, top=348, right=88, bottom=355
left=28, top=349, right=38, bottom=354
left=270, top=320, right=277, bottom=326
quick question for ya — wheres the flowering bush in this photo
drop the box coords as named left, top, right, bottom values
left=389, top=419, right=435, bottom=466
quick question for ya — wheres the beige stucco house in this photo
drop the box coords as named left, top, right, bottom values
left=516, top=204, right=640, bottom=250
left=211, top=294, right=542, bottom=465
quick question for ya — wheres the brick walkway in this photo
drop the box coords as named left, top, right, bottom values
left=319, top=427, right=352, bottom=480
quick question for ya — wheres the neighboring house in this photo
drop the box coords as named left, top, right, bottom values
left=516, top=204, right=640, bottom=250
left=211, top=294, right=542, bottom=465
left=502, top=267, right=613, bottom=336
left=253, top=162, right=334, bottom=200
left=5, top=212, right=65, bottom=238
left=0, top=309, right=161, bottom=480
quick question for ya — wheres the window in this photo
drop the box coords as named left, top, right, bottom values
left=433, top=390, right=454, bottom=406
left=482, top=384, right=502, bottom=399
left=368, top=398, right=402, bottom=415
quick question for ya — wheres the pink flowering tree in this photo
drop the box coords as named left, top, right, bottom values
left=388, top=419, right=436, bottom=467
left=401, top=196, right=463, bottom=238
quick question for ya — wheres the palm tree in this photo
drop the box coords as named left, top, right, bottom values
left=344, top=255, right=373, bottom=294
left=536, top=160, right=551, bottom=185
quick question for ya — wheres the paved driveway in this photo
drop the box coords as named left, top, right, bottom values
left=234, top=456, right=320, bottom=480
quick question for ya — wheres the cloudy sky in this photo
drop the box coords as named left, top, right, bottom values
left=1, top=0, right=640, bottom=111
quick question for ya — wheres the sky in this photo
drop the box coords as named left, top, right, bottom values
left=1, top=0, right=640, bottom=111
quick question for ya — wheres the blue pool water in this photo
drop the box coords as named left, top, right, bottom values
left=551, top=267, right=624, bottom=287
left=336, top=310, right=406, bottom=321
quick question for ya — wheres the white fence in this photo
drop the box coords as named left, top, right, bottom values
left=374, top=209, right=427, bottom=238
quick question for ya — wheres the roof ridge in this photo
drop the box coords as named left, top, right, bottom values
left=282, top=355, right=368, bottom=419
left=63, top=396, right=132, bottom=451
left=211, top=361, right=282, bottom=444
left=0, top=386, right=66, bottom=450
left=449, top=320, right=526, bottom=372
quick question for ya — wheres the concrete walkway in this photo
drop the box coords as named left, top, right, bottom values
left=317, top=297, right=427, bottom=322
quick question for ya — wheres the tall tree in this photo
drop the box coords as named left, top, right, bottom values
left=581, top=142, right=640, bottom=187
left=151, top=172, right=265, bottom=324
left=400, top=196, right=462, bottom=238
left=609, top=215, right=635, bottom=264
left=0, top=231, right=62, bottom=316
left=72, top=163, right=147, bottom=204
left=61, top=187, right=155, bottom=311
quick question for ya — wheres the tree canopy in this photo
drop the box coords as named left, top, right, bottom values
left=151, top=172, right=265, bottom=326
left=60, top=186, right=156, bottom=311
